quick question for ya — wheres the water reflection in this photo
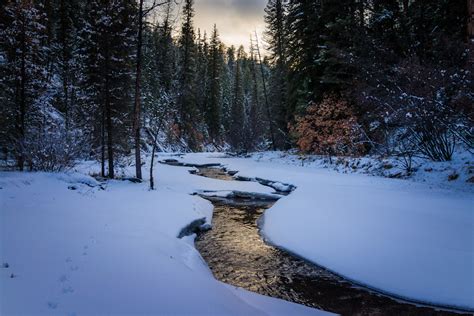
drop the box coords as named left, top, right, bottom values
left=194, top=168, right=464, bottom=316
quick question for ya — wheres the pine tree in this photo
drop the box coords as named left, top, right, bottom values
left=248, top=47, right=264, bottom=148
left=132, top=0, right=145, bottom=180
left=77, top=0, right=136, bottom=178
left=55, top=0, right=82, bottom=133
left=264, top=0, right=290, bottom=147
left=220, top=45, right=236, bottom=134
left=178, top=0, right=199, bottom=150
left=0, top=0, right=49, bottom=170
left=195, top=29, right=209, bottom=122
left=286, top=0, right=322, bottom=111
left=206, top=25, right=222, bottom=141
left=156, top=2, right=174, bottom=92
left=228, top=46, right=246, bottom=151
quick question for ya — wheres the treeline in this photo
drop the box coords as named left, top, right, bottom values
left=0, top=0, right=472, bottom=178
left=0, top=0, right=273, bottom=177
left=264, top=0, right=472, bottom=164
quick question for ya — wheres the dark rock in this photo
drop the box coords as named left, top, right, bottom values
left=163, top=159, right=179, bottom=163
left=178, top=218, right=209, bottom=238
left=121, top=177, right=143, bottom=183
left=230, top=191, right=281, bottom=201
left=234, top=175, right=253, bottom=182
left=387, top=172, right=403, bottom=179
left=448, top=173, right=459, bottom=181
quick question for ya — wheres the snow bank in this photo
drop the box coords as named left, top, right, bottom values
left=175, top=153, right=474, bottom=311
left=0, top=165, right=326, bottom=315
left=248, top=150, right=474, bottom=193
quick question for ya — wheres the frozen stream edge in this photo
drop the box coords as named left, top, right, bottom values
left=161, top=160, right=472, bottom=315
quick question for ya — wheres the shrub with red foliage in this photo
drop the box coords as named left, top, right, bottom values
left=292, top=96, right=364, bottom=156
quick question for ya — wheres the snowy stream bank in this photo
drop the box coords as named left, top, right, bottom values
left=173, top=165, right=471, bottom=315
left=171, top=153, right=474, bottom=312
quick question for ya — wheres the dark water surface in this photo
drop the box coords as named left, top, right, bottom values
left=192, top=167, right=469, bottom=316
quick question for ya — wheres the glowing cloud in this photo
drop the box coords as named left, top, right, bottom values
left=193, top=0, right=267, bottom=50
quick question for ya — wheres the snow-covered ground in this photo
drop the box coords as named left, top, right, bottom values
left=246, top=149, right=474, bottom=193
left=173, top=152, right=474, bottom=311
left=0, top=163, right=330, bottom=315
left=1, top=150, right=472, bottom=314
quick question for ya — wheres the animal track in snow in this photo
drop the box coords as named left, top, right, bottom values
left=62, top=286, right=74, bottom=294
left=47, top=302, right=58, bottom=309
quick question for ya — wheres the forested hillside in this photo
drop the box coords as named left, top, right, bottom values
left=0, top=0, right=472, bottom=179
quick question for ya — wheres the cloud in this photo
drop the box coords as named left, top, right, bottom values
left=193, top=0, right=267, bottom=49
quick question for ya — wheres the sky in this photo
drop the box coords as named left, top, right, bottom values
left=180, top=0, right=268, bottom=51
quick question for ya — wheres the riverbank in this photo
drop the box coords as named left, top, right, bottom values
left=172, top=153, right=474, bottom=311
left=1, top=151, right=472, bottom=314
left=0, top=163, right=328, bottom=315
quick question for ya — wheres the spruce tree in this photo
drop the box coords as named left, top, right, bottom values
left=0, top=0, right=49, bottom=170
left=228, top=46, right=246, bottom=151
left=178, top=0, right=199, bottom=150
left=265, top=0, right=290, bottom=147
left=195, top=29, right=209, bottom=122
left=206, top=25, right=222, bottom=141
left=77, top=0, right=136, bottom=178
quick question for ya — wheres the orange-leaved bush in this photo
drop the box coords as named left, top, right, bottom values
left=291, top=95, right=363, bottom=156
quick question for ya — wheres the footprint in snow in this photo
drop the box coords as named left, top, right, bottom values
left=70, top=265, right=79, bottom=272
left=59, top=275, right=68, bottom=283
left=62, top=286, right=74, bottom=294
left=47, top=302, right=58, bottom=309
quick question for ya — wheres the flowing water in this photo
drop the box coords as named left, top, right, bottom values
left=186, top=166, right=469, bottom=315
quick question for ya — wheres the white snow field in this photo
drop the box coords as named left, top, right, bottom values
left=0, top=164, right=331, bottom=315
left=174, top=153, right=474, bottom=311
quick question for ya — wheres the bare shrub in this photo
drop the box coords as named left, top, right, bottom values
left=23, top=129, right=81, bottom=172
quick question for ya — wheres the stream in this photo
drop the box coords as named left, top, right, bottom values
left=167, top=161, right=469, bottom=316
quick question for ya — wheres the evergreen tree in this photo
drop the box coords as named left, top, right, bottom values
left=77, top=0, right=136, bottom=178
left=248, top=48, right=264, bottom=148
left=195, top=29, right=209, bottom=122
left=156, top=2, right=175, bottom=92
left=178, top=0, right=199, bottom=149
left=228, top=46, right=246, bottom=151
left=220, top=45, right=236, bottom=135
left=264, top=0, right=290, bottom=147
left=206, top=25, right=222, bottom=141
left=0, top=0, right=49, bottom=170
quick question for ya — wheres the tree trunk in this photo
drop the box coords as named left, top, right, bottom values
left=254, top=32, right=276, bottom=150
left=133, top=0, right=144, bottom=180
left=101, top=99, right=106, bottom=178
left=104, top=33, right=114, bottom=179
left=149, top=140, right=156, bottom=190
left=60, top=0, right=70, bottom=133
left=469, top=0, right=474, bottom=44
left=18, top=18, right=27, bottom=171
